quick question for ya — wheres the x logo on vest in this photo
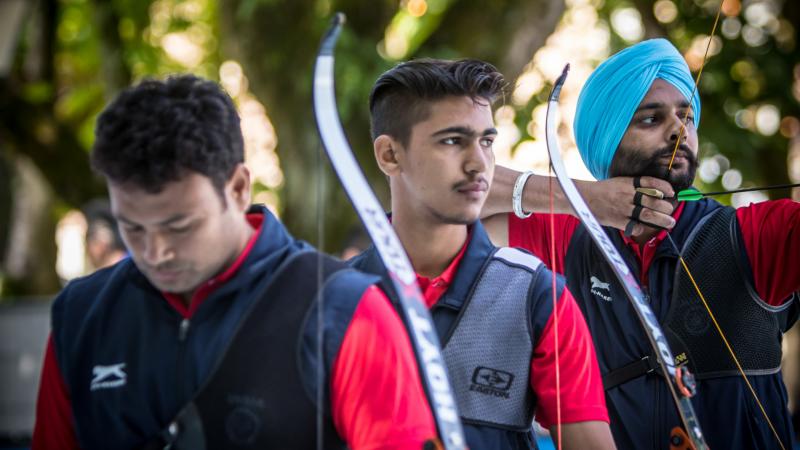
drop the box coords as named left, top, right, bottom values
left=91, top=363, right=127, bottom=391
left=469, top=366, right=514, bottom=399
left=590, top=275, right=613, bottom=302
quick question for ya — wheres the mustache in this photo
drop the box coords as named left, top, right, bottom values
left=452, top=177, right=489, bottom=191
left=653, top=144, right=695, bottom=163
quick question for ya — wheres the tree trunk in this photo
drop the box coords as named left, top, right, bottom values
left=0, top=147, right=12, bottom=272
left=2, top=154, right=60, bottom=296
left=92, top=0, right=133, bottom=99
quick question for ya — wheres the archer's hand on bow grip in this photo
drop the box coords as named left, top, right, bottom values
left=578, top=176, right=676, bottom=236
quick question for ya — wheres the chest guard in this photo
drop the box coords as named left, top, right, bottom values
left=664, top=206, right=793, bottom=379
left=441, top=247, right=540, bottom=431
left=145, top=251, right=361, bottom=450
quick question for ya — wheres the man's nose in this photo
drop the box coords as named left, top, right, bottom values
left=142, top=232, right=174, bottom=266
left=464, top=140, right=490, bottom=174
left=667, top=114, right=689, bottom=144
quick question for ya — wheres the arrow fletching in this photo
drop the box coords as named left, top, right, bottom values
left=677, top=188, right=704, bottom=202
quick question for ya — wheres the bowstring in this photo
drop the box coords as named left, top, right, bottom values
left=316, top=140, right=325, bottom=450
left=548, top=168, right=562, bottom=450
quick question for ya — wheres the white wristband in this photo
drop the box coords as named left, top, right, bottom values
left=512, top=170, right=534, bottom=219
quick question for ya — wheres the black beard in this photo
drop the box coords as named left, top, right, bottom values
left=608, top=144, right=698, bottom=192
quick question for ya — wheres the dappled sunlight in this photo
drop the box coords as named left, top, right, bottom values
left=145, top=0, right=217, bottom=75
left=611, top=7, right=644, bottom=42
left=782, top=117, right=800, bottom=139
left=794, top=64, right=800, bottom=103
left=499, top=0, right=609, bottom=181
left=685, top=35, right=722, bottom=71
left=492, top=105, right=521, bottom=165
left=755, top=104, right=781, bottom=136
left=55, top=211, right=86, bottom=282
left=378, top=0, right=451, bottom=60
left=722, top=168, right=743, bottom=191
left=654, top=0, right=679, bottom=24
left=698, top=154, right=729, bottom=184
left=407, top=0, right=428, bottom=18
left=512, top=71, right=544, bottom=106
left=161, top=31, right=205, bottom=67
left=220, top=60, right=284, bottom=216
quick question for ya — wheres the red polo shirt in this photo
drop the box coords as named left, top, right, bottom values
left=508, top=199, right=800, bottom=306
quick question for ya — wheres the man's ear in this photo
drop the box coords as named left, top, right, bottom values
left=227, top=163, right=251, bottom=211
left=374, top=134, right=402, bottom=176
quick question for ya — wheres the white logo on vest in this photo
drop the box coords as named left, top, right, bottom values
left=91, top=363, right=127, bottom=391
left=590, top=276, right=612, bottom=302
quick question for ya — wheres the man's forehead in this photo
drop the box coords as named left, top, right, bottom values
left=416, top=96, right=494, bottom=129
left=637, top=78, right=691, bottom=108
left=108, top=174, right=216, bottom=223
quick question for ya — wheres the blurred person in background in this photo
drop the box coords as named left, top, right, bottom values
left=81, top=199, right=127, bottom=270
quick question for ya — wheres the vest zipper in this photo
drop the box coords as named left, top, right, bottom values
left=179, top=318, right=190, bottom=341
left=177, top=318, right=191, bottom=405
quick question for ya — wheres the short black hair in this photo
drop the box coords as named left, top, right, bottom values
left=91, top=74, right=243, bottom=194
left=369, top=59, right=505, bottom=146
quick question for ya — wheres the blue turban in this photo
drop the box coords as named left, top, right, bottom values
left=574, top=38, right=701, bottom=180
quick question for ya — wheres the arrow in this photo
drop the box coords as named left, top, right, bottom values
left=676, top=183, right=800, bottom=202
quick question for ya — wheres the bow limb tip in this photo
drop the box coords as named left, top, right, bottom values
left=551, top=64, right=570, bottom=100
left=333, top=12, right=346, bottom=27
left=320, top=13, right=346, bottom=56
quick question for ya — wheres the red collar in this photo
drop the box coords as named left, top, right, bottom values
left=162, top=213, right=264, bottom=318
left=416, top=231, right=472, bottom=309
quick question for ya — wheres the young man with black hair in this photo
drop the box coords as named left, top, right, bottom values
left=483, top=39, right=800, bottom=449
left=32, top=75, right=438, bottom=449
left=350, top=58, right=615, bottom=450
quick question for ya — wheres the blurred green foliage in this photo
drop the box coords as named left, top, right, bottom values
left=597, top=0, right=800, bottom=202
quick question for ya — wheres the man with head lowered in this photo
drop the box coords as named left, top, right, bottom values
left=350, top=58, right=616, bottom=450
left=31, top=75, right=439, bottom=449
left=483, top=39, right=800, bottom=449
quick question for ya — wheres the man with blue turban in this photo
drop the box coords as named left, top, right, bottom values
left=574, top=38, right=701, bottom=185
left=483, top=38, right=800, bottom=449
